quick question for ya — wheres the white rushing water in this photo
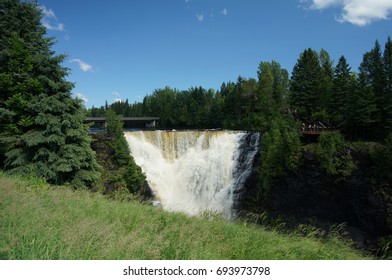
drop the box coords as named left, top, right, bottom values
left=125, top=130, right=259, bottom=217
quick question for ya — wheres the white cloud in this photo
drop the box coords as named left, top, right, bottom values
left=74, top=92, right=88, bottom=103
left=40, top=6, right=56, bottom=19
left=40, top=5, right=65, bottom=31
left=112, top=91, right=124, bottom=103
left=310, top=0, right=341, bottom=9
left=70, top=59, right=93, bottom=72
left=302, top=0, right=392, bottom=26
left=196, top=13, right=204, bottom=21
left=222, top=8, right=228, bottom=16
left=42, top=22, right=65, bottom=31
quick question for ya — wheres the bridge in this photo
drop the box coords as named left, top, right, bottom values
left=84, top=117, right=159, bottom=129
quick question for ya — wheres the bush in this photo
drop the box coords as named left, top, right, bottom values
left=104, top=110, right=146, bottom=193
left=260, top=118, right=302, bottom=190
left=315, top=131, right=355, bottom=179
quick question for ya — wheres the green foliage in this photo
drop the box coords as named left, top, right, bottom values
left=0, top=0, right=100, bottom=188
left=289, top=48, right=323, bottom=119
left=260, top=118, right=302, bottom=190
left=103, top=110, right=146, bottom=193
left=315, top=131, right=355, bottom=179
left=383, top=37, right=392, bottom=134
left=330, top=55, right=353, bottom=123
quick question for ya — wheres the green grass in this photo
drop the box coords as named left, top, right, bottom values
left=0, top=174, right=368, bottom=260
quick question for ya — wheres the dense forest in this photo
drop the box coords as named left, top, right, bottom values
left=88, top=40, right=392, bottom=141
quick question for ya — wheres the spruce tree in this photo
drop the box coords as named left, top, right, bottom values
left=319, top=49, right=334, bottom=118
left=348, top=71, right=378, bottom=138
left=289, top=48, right=322, bottom=119
left=105, top=110, right=146, bottom=193
left=330, top=55, right=352, bottom=123
left=383, top=37, right=392, bottom=134
left=0, top=0, right=100, bottom=187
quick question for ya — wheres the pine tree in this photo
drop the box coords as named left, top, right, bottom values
left=289, top=48, right=322, bottom=119
left=0, top=0, right=100, bottom=187
left=319, top=49, right=334, bottom=118
left=359, top=40, right=387, bottom=136
left=348, top=72, right=378, bottom=138
left=383, top=37, right=392, bottom=134
left=330, top=55, right=352, bottom=123
left=105, top=110, right=145, bottom=193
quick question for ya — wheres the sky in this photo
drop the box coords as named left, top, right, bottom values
left=37, top=0, right=392, bottom=108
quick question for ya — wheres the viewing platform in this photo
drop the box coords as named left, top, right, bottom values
left=301, top=121, right=332, bottom=135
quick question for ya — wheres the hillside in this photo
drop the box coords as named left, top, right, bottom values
left=0, top=174, right=367, bottom=260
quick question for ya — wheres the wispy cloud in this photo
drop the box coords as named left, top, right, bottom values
left=112, top=91, right=124, bottom=103
left=196, top=13, right=204, bottom=22
left=70, top=59, right=93, bottom=72
left=300, top=0, right=392, bottom=26
left=40, top=5, right=65, bottom=31
left=222, top=8, right=228, bottom=16
left=74, top=92, right=88, bottom=103
left=41, top=6, right=56, bottom=19
left=42, top=22, right=65, bottom=31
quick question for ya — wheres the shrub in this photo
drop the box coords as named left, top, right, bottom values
left=315, top=131, right=355, bottom=179
left=104, top=110, right=146, bottom=193
left=260, top=118, right=302, bottom=190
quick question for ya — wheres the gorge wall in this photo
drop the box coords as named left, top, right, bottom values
left=241, top=148, right=392, bottom=250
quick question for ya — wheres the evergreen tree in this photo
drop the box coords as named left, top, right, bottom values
left=348, top=72, right=378, bottom=138
left=318, top=49, right=334, bottom=121
left=330, top=55, right=352, bottom=123
left=383, top=37, right=392, bottom=133
left=289, top=48, right=322, bottom=119
left=257, top=60, right=289, bottom=113
left=359, top=40, right=387, bottom=136
left=270, top=60, right=289, bottom=109
left=0, top=0, right=100, bottom=187
left=105, top=110, right=145, bottom=193
left=0, top=33, right=38, bottom=135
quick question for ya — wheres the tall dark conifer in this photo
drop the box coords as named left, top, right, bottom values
left=359, top=41, right=386, bottom=136
left=289, top=48, right=322, bottom=119
left=319, top=49, right=334, bottom=115
left=0, top=0, right=100, bottom=187
left=330, top=55, right=352, bottom=123
left=383, top=37, right=392, bottom=134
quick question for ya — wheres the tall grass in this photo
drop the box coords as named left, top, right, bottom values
left=0, top=174, right=367, bottom=260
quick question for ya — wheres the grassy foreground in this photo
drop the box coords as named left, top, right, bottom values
left=0, top=174, right=367, bottom=260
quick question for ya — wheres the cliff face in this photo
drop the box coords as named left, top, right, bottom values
left=241, top=149, right=392, bottom=248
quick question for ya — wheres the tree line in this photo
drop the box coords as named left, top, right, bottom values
left=89, top=39, right=392, bottom=141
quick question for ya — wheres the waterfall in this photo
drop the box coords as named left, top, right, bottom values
left=125, top=130, right=259, bottom=217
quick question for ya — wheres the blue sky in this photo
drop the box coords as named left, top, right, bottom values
left=38, top=0, right=392, bottom=108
